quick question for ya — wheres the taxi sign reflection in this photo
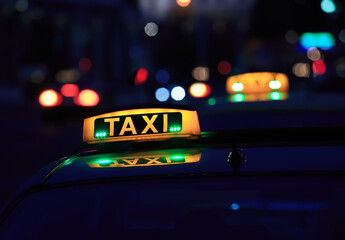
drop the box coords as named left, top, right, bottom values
left=87, top=149, right=202, bottom=168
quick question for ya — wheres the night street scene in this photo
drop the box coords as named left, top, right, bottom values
left=1, top=0, right=345, bottom=239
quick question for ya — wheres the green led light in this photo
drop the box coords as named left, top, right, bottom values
left=95, top=132, right=107, bottom=138
left=170, top=155, right=185, bottom=162
left=95, top=159, right=113, bottom=166
left=169, top=126, right=182, bottom=132
left=233, top=94, right=245, bottom=102
left=269, top=80, right=281, bottom=90
left=269, top=92, right=282, bottom=100
left=98, top=159, right=113, bottom=164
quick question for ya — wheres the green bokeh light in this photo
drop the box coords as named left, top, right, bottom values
left=321, top=0, right=336, bottom=13
left=269, top=92, right=282, bottom=100
left=233, top=94, right=245, bottom=102
left=208, top=98, right=216, bottom=106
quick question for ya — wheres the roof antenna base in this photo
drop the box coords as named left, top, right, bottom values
left=228, top=143, right=246, bottom=173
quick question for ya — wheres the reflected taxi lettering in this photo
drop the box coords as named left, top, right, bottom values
left=88, top=156, right=186, bottom=168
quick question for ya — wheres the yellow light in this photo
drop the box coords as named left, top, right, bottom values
left=177, top=0, right=191, bottom=7
left=76, top=89, right=99, bottom=107
left=83, top=107, right=200, bottom=144
left=226, top=72, right=289, bottom=94
left=39, top=90, right=61, bottom=107
left=189, top=82, right=211, bottom=98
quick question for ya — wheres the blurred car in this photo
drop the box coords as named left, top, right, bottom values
left=1, top=105, right=345, bottom=240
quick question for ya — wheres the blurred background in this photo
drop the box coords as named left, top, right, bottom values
left=1, top=0, right=345, bottom=207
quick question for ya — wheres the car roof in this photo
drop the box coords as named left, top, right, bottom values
left=36, top=127, right=345, bottom=185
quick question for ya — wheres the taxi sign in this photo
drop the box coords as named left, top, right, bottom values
left=83, top=106, right=200, bottom=144
left=86, top=149, right=202, bottom=168
left=226, top=72, right=289, bottom=94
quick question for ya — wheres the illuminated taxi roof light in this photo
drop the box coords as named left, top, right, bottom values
left=232, top=93, right=245, bottom=102
left=227, top=72, right=289, bottom=94
left=83, top=107, right=200, bottom=144
left=232, top=82, right=244, bottom=92
left=269, top=80, right=282, bottom=90
left=270, top=92, right=282, bottom=100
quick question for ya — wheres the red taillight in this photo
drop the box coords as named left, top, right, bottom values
left=61, top=84, right=79, bottom=97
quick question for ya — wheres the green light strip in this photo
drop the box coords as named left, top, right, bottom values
left=95, top=132, right=107, bottom=138
left=170, top=155, right=184, bottom=159
left=169, top=126, right=182, bottom=132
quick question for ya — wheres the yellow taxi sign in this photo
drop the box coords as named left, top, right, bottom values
left=226, top=72, right=289, bottom=94
left=83, top=107, right=200, bottom=144
left=87, top=149, right=202, bottom=168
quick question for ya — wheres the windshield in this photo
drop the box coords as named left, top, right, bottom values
left=1, top=176, right=345, bottom=240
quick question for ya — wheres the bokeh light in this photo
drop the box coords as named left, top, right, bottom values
left=336, top=60, right=345, bottom=78
left=135, top=68, right=149, bottom=85
left=171, top=86, right=186, bottom=101
left=231, top=203, right=239, bottom=211
left=320, top=0, right=336, bottom=13
left=60, top=84, right=79, bottom=97
left=232, top=94, right=245, bottom=102
left=155, top=69, right=170, bottom=83
left=144, top=22, right=159, bottom=37
left=339, top=29, right=345, bottom=43
left=269, top=80, right=281, bottom=90
left=300, top=32, right=335, bottom=50
left=312, top=59, right=326, bottom=75
left=176, top=0, right=191, bottom=7
left=307, top=47, right=321, bottom=61
left=292, top=63, right=310, bottom=78
left=189, top=82, right=211, bottom=98
left=15, top=0, right=28, bottom=12
left=79, top=57, right=92, bottom=71
left=39, top=90, right=61, bottom=107
left=269, top=92, right=282, bottom=100
left=155, top=88, right=170, bottom=102
left=56, top=69, right=80, bottom=83
left=232, top=82, right=244, bottom=92
left=208, top=98, right=216, bottom=106
left=217, top=61, right=231, bottom=75
left=192, top=67, right=209, bottom=81
left=75, top=89, right=99, bottom=106
left=285, top=30, right=299, bottom=44
left=31, top=70, right=45, bottom=84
